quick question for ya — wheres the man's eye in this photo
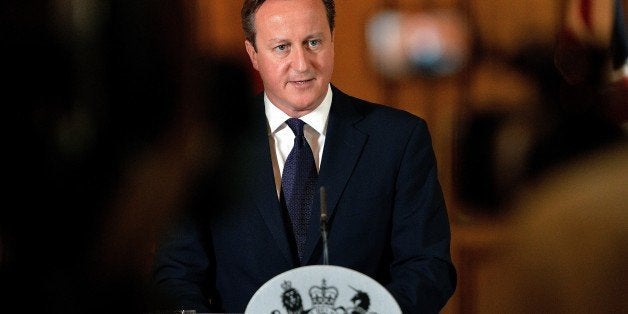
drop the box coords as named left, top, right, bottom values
left=308, top=40, right=320, bottom=48
left=275, top=44, right=288, bottom=51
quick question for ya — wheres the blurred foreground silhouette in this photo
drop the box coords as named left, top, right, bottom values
left=1, top=1, right=252, bottom=312
left=477, top=141, right=628, bottom=313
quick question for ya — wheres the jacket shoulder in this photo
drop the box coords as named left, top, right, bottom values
left=332, top=86, right=427, bottom=129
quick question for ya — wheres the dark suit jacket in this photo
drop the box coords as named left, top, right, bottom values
left=152, top=85, right=456, bottom=313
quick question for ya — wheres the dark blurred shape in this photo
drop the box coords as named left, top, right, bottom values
left=555, top=0, right=627, bottom=85
left=455, top=111, right=503, bottom=211
left=515, top=44, right=624, bottom=177
left=554, top=0, right=627, bottom=129
left=0, top=1, right=249, bottom=313
left=610, top=0, right=627, bottom=69
left=455, top=109, right=537, bottom=212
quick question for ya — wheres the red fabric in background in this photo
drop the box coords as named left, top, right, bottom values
left=580, top=0, right=593, bottom=30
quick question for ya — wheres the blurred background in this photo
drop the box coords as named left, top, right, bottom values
left=1, top=0, right=626, bottom=313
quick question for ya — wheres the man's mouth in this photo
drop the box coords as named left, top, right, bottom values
left=291, top=78, right=314, bottom=85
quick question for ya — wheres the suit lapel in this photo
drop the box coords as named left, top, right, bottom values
left=302, top=87, right=367, bottom=264
left=245, top=98, right=295, bottom=267
left=252, top=165, right=295, bottom=267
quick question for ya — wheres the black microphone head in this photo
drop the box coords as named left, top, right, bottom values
left=319, top=186, right=328, bottom=222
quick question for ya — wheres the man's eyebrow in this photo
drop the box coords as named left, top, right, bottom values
left=264, top=32, right=326, bottom=46
left=267, top=37, right=289, bottom=45
left=305, top=32, right=324, bottom=39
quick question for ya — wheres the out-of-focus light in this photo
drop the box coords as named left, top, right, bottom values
left=366, top=9, right=471, bottom=79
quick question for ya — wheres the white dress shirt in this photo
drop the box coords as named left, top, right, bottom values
left=265, top=85, right=332, bottom=198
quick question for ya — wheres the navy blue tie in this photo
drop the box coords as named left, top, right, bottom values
left=281, top=118, right=318, bottom=263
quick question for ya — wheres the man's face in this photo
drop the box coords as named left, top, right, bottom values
left=245, top=0, right=334, bottom=118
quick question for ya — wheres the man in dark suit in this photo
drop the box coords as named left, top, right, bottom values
left=151, top=0, right=456, bottom=313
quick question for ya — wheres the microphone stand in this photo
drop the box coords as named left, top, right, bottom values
left=320, top=186, right=329, bottom=265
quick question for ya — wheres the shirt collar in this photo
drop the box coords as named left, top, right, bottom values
left=265, top=84, right=332, bottom=135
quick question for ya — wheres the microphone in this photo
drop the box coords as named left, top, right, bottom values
left=320, top=186, right=329, bottom=265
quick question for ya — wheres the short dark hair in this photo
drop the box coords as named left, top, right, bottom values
left=241, top=0, right=335, bottom=49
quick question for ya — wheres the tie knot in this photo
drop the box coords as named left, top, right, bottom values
left=285, top=118, right=305, bottom=138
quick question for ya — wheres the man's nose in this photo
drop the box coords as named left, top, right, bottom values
left=291, top=47, right=310, bottom=72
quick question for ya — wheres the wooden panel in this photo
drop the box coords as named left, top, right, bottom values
left=469, top=0, right=561, bottom=55
left=195, top=1, right=247, bottom=57
left=332, top=1, right=386, bottom=104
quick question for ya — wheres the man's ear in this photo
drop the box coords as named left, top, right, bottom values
left=245, top=40, right=259, bottom=70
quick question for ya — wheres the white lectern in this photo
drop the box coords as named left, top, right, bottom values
left=245, top=265, right=401, bottom=314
